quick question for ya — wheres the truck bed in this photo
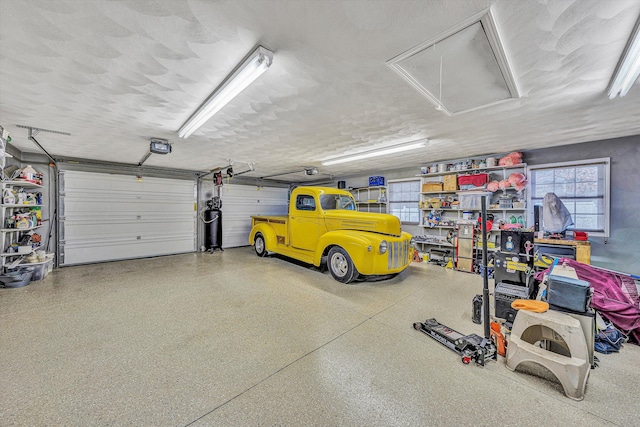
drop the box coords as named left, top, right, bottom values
left=251, top=215, right=287, bottom=223
left=251, top=215, right=288, bottom=244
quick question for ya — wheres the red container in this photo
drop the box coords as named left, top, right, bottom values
left=574, top=231, right=588, bottom=241
left=458, top=173, right=488, bottom=187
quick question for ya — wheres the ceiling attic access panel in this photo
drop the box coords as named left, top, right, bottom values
left=387, top=8, right=520, bottom=115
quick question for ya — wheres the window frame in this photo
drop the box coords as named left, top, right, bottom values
left=320, top=194, right=356, bottom=211
left=526, top=157, right=610, bottom=238
left=295, top=194, right=316, bottom=211
left=387, top=178, right=421, bottom=225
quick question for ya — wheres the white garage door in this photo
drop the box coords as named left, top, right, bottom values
left=219, top=184, right=289, bottom=248
left=59, top=170, right=196, bottom=266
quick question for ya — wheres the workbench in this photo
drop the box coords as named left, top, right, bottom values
left=534, top=238, right=591, bottom=265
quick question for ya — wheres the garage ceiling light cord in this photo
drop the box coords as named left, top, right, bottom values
left=138, top=152, right=152, bottom=167
left=178, top=46, right=273, bottom=138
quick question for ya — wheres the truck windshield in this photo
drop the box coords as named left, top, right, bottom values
left=320, top=194, right=356, bottom=211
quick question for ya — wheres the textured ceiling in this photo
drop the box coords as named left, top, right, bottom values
left=1, top=0, right=639, bottom=182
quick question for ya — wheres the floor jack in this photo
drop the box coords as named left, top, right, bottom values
left=413, top=319, right=496, bottom=366
left=413, top=196, right=497, bottom=367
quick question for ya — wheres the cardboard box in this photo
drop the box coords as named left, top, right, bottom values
left=422, top=182, right=443, bottom=193
left=443, top=174, right=457, bottom=191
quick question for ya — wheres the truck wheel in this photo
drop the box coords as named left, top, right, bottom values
left=328, top=247, right=358, bottom=283
left=254, top=233, right=267, bottom=257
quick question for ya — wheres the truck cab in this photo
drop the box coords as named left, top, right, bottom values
left=249, top=186, right=414, bottom=283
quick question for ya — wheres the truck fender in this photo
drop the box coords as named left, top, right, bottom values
left=249, top=223, right=278, bottom=251
left=314, top=231, right=377, bottom=272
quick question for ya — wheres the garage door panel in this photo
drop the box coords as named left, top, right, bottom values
left=61, top=173, right=192, bottom=194
left=220, top=184, right=288, bottom=248
left=61, top=199, right=194, bottom=217
left=60, top=192, right=195, bottom=203
left=62, top=232, right=194, bottom=248
left=62, top=239, right=193, bottom=265
left=59, top=170, right=196, bottom=266
left=61, top=219, right=194, bottom=240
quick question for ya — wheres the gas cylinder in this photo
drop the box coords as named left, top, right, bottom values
left=204, top=209, right=222, bottom=251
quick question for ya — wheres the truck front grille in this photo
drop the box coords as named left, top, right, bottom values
left=388, top=239, right=410, bottom=270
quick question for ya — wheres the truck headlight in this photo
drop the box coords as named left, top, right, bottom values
left=379, top=240, right=388, bottom=254
left=410, top=237, right=416, bottom=248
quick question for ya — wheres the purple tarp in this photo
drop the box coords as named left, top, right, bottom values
left=542, top=259, right=640, bottom=344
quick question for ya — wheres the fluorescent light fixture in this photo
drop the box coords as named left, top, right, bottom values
left=321, top=140, right=428, bottom=166
left=178, top=45, right=273, bottom=138
left=608, top=16, right=640, bottom=99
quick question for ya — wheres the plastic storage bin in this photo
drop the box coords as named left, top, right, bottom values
left=19, top=260, right=53, bottom=281
left=458, top=173, right=488, bottom=190
left=459, top=192, right=491, bottom=209
left=0, top=271, right=33, bottom=288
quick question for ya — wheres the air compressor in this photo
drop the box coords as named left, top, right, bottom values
left=203, top=196, right=222, bottom=252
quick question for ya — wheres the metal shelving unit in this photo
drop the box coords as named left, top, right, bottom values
left=1, top=180, right=46, bottom=271
left=417, top=161, right=528, bottom=270
left=349, top=186, right=387, bottom=213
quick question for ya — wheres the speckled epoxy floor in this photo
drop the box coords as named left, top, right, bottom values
left=1, top=248, right=638, bottom=426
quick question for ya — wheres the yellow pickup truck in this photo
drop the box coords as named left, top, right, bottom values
left=249, top=186, right=414, bottom=283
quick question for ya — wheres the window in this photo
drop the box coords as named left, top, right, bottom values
left=388, top=179, right=420, bottom=224
left=295, top=195, right=316, bottom=211
left=320, top=194, right=355, bottom=210
left=528, top=158, right=610, bottom=236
